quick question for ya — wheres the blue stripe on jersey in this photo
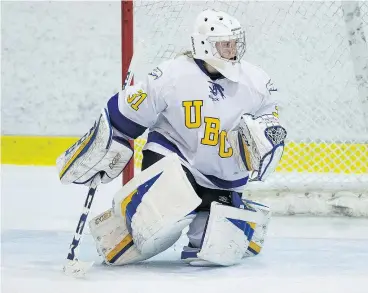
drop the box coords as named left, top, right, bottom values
left=147, top=131, right=187, bottom=161
left=205, top=174, right=248, bottom=189
left=107, top=93, right=146, bottom=139
left=147, top=131, right=248, bottom=189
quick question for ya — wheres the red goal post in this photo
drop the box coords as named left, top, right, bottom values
left=121, top=1, right=134, bottom=185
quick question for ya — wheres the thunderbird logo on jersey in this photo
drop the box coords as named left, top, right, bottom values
left=148, top=67, right=163, bottom=80
left=208, top=81, right=226, bottom=102
left=266, top=79, right=277, bottom=94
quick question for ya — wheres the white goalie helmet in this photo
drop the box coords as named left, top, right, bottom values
left=191, top=9, right=246, bottom=82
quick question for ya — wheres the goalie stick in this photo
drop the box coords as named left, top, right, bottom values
left=63, top=174, right=101, bottom=277
left=62, top=42, right=143, bottom=278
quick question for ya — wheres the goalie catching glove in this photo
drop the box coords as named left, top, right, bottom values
left=228, top=114, right=287, bottom=181
left=56, top=108, right=133, bottom=185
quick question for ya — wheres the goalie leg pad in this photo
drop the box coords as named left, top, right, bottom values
left=242, top=199, right=271, bottom=257
left=113, top=153, right=202, bottom=257
left=89, top=208, right=147, bottom=265
left=185, top=202, right=261, bottom=267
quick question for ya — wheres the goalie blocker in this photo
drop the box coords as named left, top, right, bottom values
left=89, top=154, right=271, bottom=267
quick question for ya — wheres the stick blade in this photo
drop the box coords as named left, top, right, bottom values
left=63, top=259, right=94, bottom=278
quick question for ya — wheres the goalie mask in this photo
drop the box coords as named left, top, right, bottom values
left=191, top=9, right=246, bottom=82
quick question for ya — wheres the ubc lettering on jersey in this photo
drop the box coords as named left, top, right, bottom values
left=182, top=100, right=203, bottom=128
left=182, top=101, right=233, bottom=158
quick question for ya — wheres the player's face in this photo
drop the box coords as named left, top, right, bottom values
left=215, top=39, right=237, bottom=60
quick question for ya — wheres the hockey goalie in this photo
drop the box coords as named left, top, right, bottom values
left=57, top=9, right=287, bottom=267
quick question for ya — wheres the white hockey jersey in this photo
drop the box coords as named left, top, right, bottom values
left=107, top=55, right=279, bottom=192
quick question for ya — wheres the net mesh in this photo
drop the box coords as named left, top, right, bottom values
left=129, top=1, right=368, bottom=193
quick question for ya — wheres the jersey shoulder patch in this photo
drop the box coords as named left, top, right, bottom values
left=148, top=66, right=163, bottom=80
left=147, top=58, right=174, bottom=81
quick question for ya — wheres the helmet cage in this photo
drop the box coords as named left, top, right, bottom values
left=208, top=31, right=246, bottom=63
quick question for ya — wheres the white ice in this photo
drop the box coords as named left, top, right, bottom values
left=1, top=165, right=368, bottom=293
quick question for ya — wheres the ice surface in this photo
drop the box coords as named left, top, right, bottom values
left=1, top=165, right=368, bottom=293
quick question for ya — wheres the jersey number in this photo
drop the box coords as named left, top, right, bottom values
left=182, top=100, right=233, bottom=158
left=127, top=90, right=147, bottom=111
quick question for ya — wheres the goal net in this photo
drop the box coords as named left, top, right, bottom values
left=122, top=1, right=368, bottom=216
